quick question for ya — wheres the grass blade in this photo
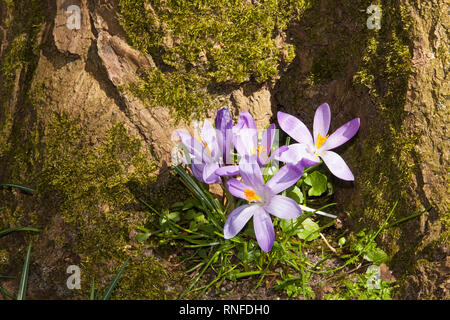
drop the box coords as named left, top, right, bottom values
left=17, top=243, right=32, bottom=300
left=101, top=257, right=129, bottom=300
left=173, top=165, right=224, bottom=229
left=0, top=227, right=41, bottom=238
left=0, top=284, right=15, bottom=299
left=90, top=278, right=96, bottom=300
left=0, top=183, right=35, bottom=194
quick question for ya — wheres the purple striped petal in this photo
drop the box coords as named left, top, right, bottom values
left=234, top=128, right=258, bottom=158
left=320, top=150, right=355, bottom=181
left=215, top=107, right=233, bottom=164
left=203, top=162, right=220, bottom=184
left=224, top=204, right=258, bottom=239
left=177, top=130, right=210, bottom=165
left=266, top=163, right=304, bottom=195
left=239, top=160, right=264, bottom=190
left=253, top=209, right=275, bottom=252
left=313, top=103, right=331, bottom=145
left=274, top=143, right=319, bottom=165
left=235, top=110, right=257, bottom=130
left=258, top=124, right=276, bottom=166
left=277, top=111, right=313, bottom=147
left=265, top=145, right=289, bottom=165
left=191, top=163, right=206, bottom=183
left=201, top=120, right=219, bottom=160
left=215, top=165, right=240, bottom=177
left=321, top=118, right=360, bottom=151
left=225, top=178, right=248, bottom=200
left=265, top=195, right=302, bottom=219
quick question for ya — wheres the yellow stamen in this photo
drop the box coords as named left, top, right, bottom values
left=244, top=189, right=261, bottom=202
left=316, top=133, right=329, bottom=150
left=201, top=139, right=211, bottom=155
left=256, top=145, right=264, bottom=156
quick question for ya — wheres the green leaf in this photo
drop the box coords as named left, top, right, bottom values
left=297, top=218, right=320, bottom=241
left=0, top=183, right=35, bottom=194
left=0, top=227, right=41, bottom=238
left=170, top=201, right=184, bottom=209
left=17, top=243, right=32, bottom=300
left=90, top=278, right=96, bottom=300
left=167, top=211, right=181, bottom=222
left=363, top=247, right=388, bottom=265
left=182, top=199, right=196, bottom=210
left=286, top=186, right=304, bottom=204
left=101, top=257, right=130, bottom=300
left=0, top=284, right=15, bottom=299
left=135, top=233, right=151, bottom=243
left=304, top=171, right=328, bottom=196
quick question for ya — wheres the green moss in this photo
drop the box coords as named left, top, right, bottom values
left=118, top=0, right=311, bottom=122
left=0, top=0, right=44, bottom=101
left=346, top=2, right=435, bottom=269
left=1, top=108, right=186, bottom=298
left=0, top=249, right=9, bottom=269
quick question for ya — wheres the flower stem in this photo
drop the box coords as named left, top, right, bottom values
left=299, top=204, right=337, bottom=219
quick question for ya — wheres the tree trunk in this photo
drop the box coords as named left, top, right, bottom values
left=0, top=0, right=447, bottom=299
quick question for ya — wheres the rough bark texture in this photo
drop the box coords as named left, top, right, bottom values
left=0, top=0, right=448, bottom=299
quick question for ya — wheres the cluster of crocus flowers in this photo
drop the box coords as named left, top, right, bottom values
left=177, top=103, right=359, bottom=252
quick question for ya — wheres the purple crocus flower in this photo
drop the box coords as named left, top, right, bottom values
left=216, top=110, right=287, bottom=177
left=224, top=160, right=304, bottom=252
left=277, top=103, right=360, bottom=181
left=177, top=107, right=233, bottom=184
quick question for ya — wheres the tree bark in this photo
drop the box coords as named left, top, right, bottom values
left=0, top=0, right=447, bottom=299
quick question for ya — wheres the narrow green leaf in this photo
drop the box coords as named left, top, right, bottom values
left=0, top=183, right=35, bottom=194
left=101, top=257, right=130, bottom=300
left=0, top=227, right=41, bottom=238
left=90, top=278, right=95, bottom=300
left=0, top=284, right=15, bottom=299
left=17, top=243, right=32, bottom=300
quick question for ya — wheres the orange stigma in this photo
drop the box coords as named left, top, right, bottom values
left=244, top=189, right=261, bottom=202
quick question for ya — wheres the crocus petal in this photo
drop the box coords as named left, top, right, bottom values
left=234, top=127, right=258, bottom=158
left=274, top=143, right=320, bottom=166
left=265, top=145, right=289, bottom=165
left=225, top=178, right=249, bottom=200
left=258, top=124, right=276, bottom=166
left=177, top=130, right=211, bottom=165
left=201, top=120, right=220, bottom=160
left=320, top=118, right=360, bottom=151
left=313, top=103, right=331, bottom=145
left=253, top=209, right=275, bottom=252
left=266, top=163, right=304, bottom=195
left=239, top=160, right=264, bottom=190
left=203, top=162, right=220, bottom=184
left=277, top=111, right=313, bottom=147
left=265, top=195, right=302, bottom=219
left=235, top=110, right=257, bottom=130
left=215, top=107, right=233, bottom=164
left=320, top=150, right=355, bottom=181
left=215, top=165, right=240, bottom=177
left=215, top=106, right=233, bottom=132
left=191, top=163, right=206, bottom=183
left=224, top=204, right=258, bottom=239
